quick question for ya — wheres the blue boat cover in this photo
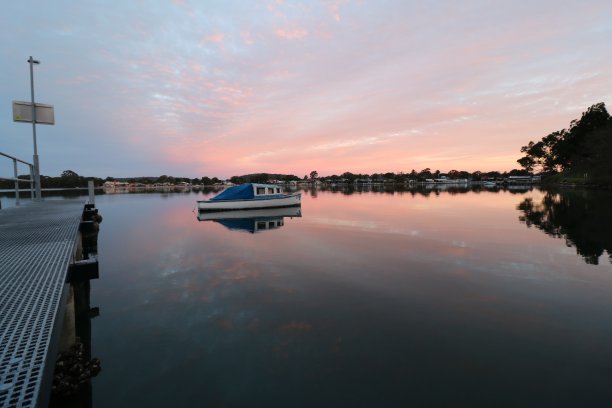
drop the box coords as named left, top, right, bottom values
left=215, top=218, right=256, bottom=233
left=210, top=184, right=255, bottom=201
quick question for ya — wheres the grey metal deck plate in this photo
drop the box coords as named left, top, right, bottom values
left=0, top=200, right=84, bottom=408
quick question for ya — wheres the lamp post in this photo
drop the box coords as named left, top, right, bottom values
left=28, top=56, right=41, bottom=200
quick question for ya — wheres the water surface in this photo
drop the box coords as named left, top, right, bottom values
left=6, top=187, right=612, bottom=406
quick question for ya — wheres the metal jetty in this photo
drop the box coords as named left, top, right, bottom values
left=0, top=200, right=94, bottom=408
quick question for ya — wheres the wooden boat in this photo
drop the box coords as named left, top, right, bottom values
left=197, top=183, right=301, bottom=211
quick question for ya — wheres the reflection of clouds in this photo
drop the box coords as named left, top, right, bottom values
left=279, top=321, right=313, bottom=332
left=221, top=261, right=261, bottom=281
left=307, top=216, right=422, bottom=237
left=160, top=267, right=182, bottom=277
left=389, top=228, right=421, bottom=237
left=478, top=262, right=595, bottom=286
left=308, top=217, right=378, bottom=230
left=332, top=337, right=343, bottom=353
left=272, top=321, right=316, bottom=361
left=93, top=191, right=612, bottom=407
left=451, top=240, right=468, bottom=248
left=247, top=318, right=260, bottom=332
left=213, top=319, right=234, bottom=331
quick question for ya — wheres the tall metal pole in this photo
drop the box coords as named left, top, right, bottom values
left=28, top=56, right=41, bottom=200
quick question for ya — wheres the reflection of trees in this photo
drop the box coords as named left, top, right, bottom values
left=307, top=184, right=534, bottom=197
left=518, top=191, right=612, bottom=265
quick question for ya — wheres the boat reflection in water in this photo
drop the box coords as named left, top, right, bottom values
left=197, top=206, right=302, bottom=233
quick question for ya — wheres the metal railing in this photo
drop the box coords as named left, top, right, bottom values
left=0, top=151, right=35, bottom=207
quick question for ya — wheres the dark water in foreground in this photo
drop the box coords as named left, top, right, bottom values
left=5, top=187, right=612, bottom=406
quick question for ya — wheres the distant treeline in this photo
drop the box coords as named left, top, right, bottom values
left=1, top=167, right=534, bottom=190
left=230, top=169, right=531, bottom=184
left=0, top=170, right=103, bottom=190
left=300, top=169, right=529, bottom=183
left=517, top=102, right=612, bottom=184
left=0, top=171, right=219, bottom=189
left=229, top=173, right=301, bottom=184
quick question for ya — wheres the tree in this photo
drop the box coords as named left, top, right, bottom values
left=418, top=168, right=432, bottom=180
left=518, top=140, right=548, bottom=172
left=61, top=170, right=79, bottom=178
left=341, top=172, right=356, bottom=182
left=518, top=102, right=611, bottom=174
left=309, top=170, right=318, bottom=180
left=448, top=170, right=460, bottom=179
left=555, top=103, right=610, bottom=170
left=507, top=168, right=530, bottom=176
left=60, top=170, right=80, bottom=187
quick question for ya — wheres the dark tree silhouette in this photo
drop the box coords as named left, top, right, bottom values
left=518, top=103, right=612, bottom=179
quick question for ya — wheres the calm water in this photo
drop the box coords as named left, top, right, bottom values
left=5, top=187, right=612, bottom=406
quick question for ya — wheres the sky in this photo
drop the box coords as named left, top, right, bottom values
left=1, top=0, right=611, bottom=179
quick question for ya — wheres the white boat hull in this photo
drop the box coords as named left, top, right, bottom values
left=198, top=206, right=302, bottom=220
left=197, top=193, right=301, bottom=211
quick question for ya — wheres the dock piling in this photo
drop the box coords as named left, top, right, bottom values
left=87, top=181, right=94, bottom=205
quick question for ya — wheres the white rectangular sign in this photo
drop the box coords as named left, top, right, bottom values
left=12, top=101, right=55, bottom=125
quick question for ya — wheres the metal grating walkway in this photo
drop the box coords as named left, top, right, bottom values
left=0, top=200, right=84, bottom=408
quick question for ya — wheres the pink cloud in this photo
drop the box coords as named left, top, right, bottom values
left=274, top=28, right=308, bottom=40
left=21, top=0, right=611, bottom=178
left=325, top=0, right=346, bottom=22
left=241, top=31, right=254, bottom=45
left=202, top=33, right=225, bottom=44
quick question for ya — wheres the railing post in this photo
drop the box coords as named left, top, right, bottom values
left=88, top=180, right=95, bottom=205
left=13, top=158, right=20, bottom=206
left=30, top=164, right=35, bottom=199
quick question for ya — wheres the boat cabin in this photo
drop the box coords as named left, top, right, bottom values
left=207, top=183, right=291, bottom=203
left=253, top=184, right=283, bottom=196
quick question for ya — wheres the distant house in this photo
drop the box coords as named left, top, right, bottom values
left=103, top=181, right=128, bottom=188
left=507, top=176, right=540, bottom=184
left=354, top=178, right=372, bottom=184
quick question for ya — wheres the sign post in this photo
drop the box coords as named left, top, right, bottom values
left=28, top=56, right=41, bottom=200
left=12, top=57, right=55, bottom=200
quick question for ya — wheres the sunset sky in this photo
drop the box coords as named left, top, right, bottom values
left=1, top=1, right=611, bottom=179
